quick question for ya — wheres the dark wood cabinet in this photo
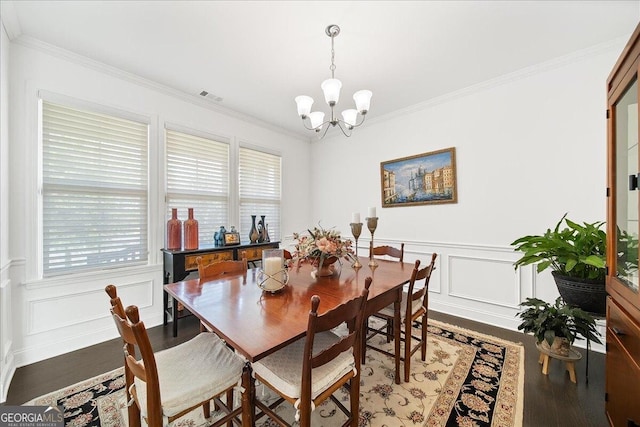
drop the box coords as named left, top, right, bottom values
left=606, top=22, right=640, bottom=427
left=162, top=241, right=280, bottom=336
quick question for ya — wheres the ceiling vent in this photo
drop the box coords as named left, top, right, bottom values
left=199, top=90, right=223, bottom=102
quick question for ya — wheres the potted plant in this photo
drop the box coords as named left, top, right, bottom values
left=511, top=214, right=607, bottom=315
left=517, top=297, right=601, bottom=357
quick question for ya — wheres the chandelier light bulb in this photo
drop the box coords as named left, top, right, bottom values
left=353, top=90, right=373, bottom=114
left=295, top=95, right=314, bottom=118
left=308, top=111, right=325, bottom=130
left=341, top=109, right=357, bottom=127
left=321, top=78, right=342, bottom=106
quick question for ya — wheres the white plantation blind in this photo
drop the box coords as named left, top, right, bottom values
left=42, top=101, right=149, bottom=277
left=166, top=129, right=229, bottom=245
left=239, top=147, right=281, bottom=242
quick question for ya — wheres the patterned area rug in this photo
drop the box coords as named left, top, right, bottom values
left=26, top=320, right=524, bottom=427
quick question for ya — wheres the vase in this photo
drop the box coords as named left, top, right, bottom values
left=258, top=215, right=266, bottom=243
left=313, top=256, right=339, bottom=277
left=184, top=208, right=199, bottom=250
left=249, top=215, right=259, bottom=243
left=264, top=223, right=270, bottom=242
left=166, top=208, right=182, bottom=250
left=543, top=336, right=571, bottom=357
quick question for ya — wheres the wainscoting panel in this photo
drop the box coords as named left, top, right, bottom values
left=13, top=264, right=164, bottom=367
left=0, top=269, right=14, bottom=403
left=448, top=254, right=521, bottom=309
left=28, top=280, right=154, bottom=335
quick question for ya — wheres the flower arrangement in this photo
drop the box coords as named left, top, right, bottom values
left=290, top=225, right=356, bottom=272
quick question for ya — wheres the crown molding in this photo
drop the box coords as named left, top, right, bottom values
left=0, top=1, right=21, bottom=40
left=367, top=37, right=627, bottom=127
left=11, top=35, right=309, bottom=141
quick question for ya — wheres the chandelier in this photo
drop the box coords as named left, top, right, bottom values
left=295, top=25, right=372, bottom=138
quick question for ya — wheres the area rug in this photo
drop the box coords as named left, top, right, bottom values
left=26, top=320, right=524, bottom=427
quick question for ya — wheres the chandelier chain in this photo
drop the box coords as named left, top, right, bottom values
left=330, top=33, right=336, bottom=78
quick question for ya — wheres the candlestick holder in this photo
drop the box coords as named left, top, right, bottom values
left=350, top=222, right=363, bottom=269
left=366, top=217, right=379, bottom=267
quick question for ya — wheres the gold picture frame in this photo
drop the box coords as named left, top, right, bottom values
left=380, top=147, right=457, bottom=207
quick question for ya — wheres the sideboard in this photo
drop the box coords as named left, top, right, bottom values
left=162, top=241, right=280, bottom=336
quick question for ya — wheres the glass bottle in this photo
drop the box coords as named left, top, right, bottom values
left=166, top=208, right=182, bottom=250
left=184, top=208, right=199, bottom=250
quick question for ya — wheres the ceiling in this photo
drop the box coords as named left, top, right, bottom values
left=2, top=1, right=639, bottom=138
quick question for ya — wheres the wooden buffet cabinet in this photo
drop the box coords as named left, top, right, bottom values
left=162, top=241, right=280, bottom=337
left=606, top=23, right=640, bottom=427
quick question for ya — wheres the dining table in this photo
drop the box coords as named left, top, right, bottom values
left=163, top=256, right=413, bottom=425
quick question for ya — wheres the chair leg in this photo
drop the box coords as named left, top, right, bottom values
left=386, top=319, right=393, bottom=343
left=361, top=316, right=368, bottom=364
left=421, top=316, right=427, bottom=361
left=128, top=403, right=141, bottom=427
left=350, top=373, right=360, bottom=426
left=226, top=389, right=234, bottom=427
left=404, top=319, right=411, bottom=382
left=203, top=400, right=211, bottom=419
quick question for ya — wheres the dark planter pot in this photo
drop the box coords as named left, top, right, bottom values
left=551, top=271, right=606, bottom=317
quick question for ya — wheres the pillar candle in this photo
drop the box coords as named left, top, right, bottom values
left=263, top=257, right=282, bottom=291
left=352, top=212, right=360, bottom=223
left=368, top=207, right=376, bottom=218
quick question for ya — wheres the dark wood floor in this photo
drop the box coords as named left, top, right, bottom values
left=3, top=311, right=608, bottom=426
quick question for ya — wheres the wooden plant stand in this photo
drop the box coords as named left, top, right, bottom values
left=536, top=342, right=582, bottom=383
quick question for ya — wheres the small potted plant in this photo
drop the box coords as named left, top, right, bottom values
left=511, top=213, right=607, bottom=315
left=517, top=297, right=601, bottom=357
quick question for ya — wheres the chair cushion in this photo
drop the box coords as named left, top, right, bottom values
left=252, top=331, right=354, bottom=400
left=378, top=290, right=424, bottom=320
left=134, top=333, right=245, bottom=420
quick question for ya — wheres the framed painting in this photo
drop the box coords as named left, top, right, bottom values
left=380, top=147, right=457, bottom=207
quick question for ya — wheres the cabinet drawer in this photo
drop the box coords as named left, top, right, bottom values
left=243, top=247, right=265, bottom=261
left=606, top=328, right=640, bottom=427
left=184, top=251, right=233, bottom=271
left=607, top=298, right=640, bottom=371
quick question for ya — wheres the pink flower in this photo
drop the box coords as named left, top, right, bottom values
left=316, top=237, right=337, bottom=254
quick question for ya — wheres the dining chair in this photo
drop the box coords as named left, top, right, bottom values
left=196, top=252, right=247, bottom=281
left=252, top=277, right=372, bottom=427
left=366, top=243, right=405, bottom=344
left=363, top=253, right=437, bottom=382
left=105, top=285, right=248, bottom=427
left=370, top=242, right=404, bottom=262
left=196, top=253, right=248, bottom=332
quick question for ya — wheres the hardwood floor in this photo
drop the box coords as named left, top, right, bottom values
left=3, top=311, right=608, bottom=426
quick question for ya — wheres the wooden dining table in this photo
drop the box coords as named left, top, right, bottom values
left=164, top=256, right=413, bottom=425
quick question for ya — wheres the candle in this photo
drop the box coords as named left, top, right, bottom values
left=368, top=207, right=376, bottom=218
left=263, top=256, right=282, bottom=291
left=352, top=212, right=360, bottom=224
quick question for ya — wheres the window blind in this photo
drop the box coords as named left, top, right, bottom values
left=42, top=101, right=149, bottom=276
left=166, top=129, right=229, bottom=245
left=239, top=147, right=281, bottom=242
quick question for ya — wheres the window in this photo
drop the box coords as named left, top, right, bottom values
left=42, top=101, right=149, bottom=276
left=165, top=128, right=229, bottom=245
left=239, top=147, right=281, bottom=241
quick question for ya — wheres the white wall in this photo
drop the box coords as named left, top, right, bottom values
left=0, top=16, right=14, bottom=403
left=310, top=42, right=624, bottom=350
left=4, top=39, right=311, bottom=379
